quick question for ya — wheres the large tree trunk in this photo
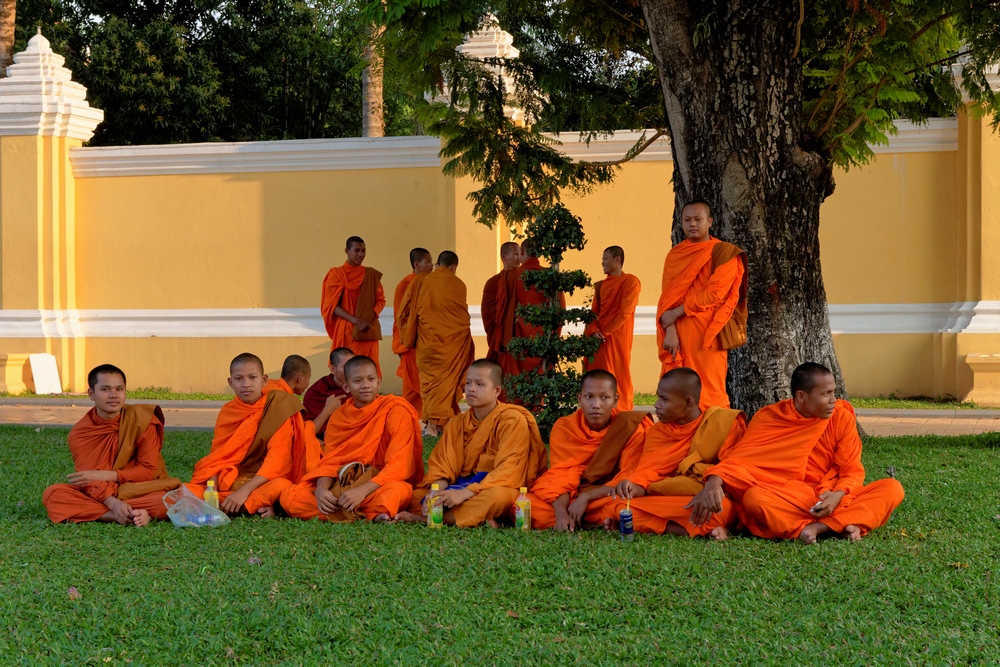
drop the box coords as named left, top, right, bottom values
left=0, top=0, right=15, bottom=77
left=361, top=23, right=385, bottom=137
left=640, top=0, right=845, bottom=416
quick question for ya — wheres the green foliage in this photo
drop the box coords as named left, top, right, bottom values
left=519, top=269, right=590, bottom=297
left=4, top=424, right=1000, bottom=663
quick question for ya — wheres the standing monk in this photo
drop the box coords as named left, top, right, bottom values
left=657, top=201, right=747, bottom=409
left=585, top=246, right=641, bottom=410
left=187, top=353, right=322, bottom=517
left=511, top=240, right=565, bottom=373
left=688, top=363, right=905, bottom=544
left=302, top=347, right=353, bottom=440
left=42, top=364, right=180, bottom=526
left=279, top=356, right=424, bottom=522
left=321, top=236, right=386, bottom=376
left=396, top=359, right=547, bottom=527
left=605, top=368, right=746, bottom=540
left=482, top=241, right=522, bottom=378
left=393, top=247, right=434, bottom=413
left=398, top=251, right=475, bottom=438
left=527, top=370, right=651, bottom=531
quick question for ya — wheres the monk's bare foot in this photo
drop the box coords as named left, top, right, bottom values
left=844, top=524, right=863, bottom=542
left=423, top=424, right=440, bottom=438
left=394, top=511, right=424, bottom=524
left=372, top=513, right=391, bottom=523
left=257, top=506, right=276, bottom=518
left=603, top=517, right=618, bottom=532
left=708, top=526, right=728, bottom=541
left=798, top=522, right=830, bottom=545
left=131, top=509, right=151, bottom=527
left=486, top=518, right=500, bottom=528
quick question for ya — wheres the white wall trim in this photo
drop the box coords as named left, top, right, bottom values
left=69, top=119, right=958, bottom=178
left=2, top=301, right=999, bottom=339
left=70, top=136, right=443, bottom=178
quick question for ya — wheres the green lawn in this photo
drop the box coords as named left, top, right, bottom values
left=2, top=425, right=997, bottom=665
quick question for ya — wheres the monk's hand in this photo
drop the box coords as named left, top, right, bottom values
left=440, top=488, right=474, bottom=508
left=613, top=480, right=643, bottom=500
left=591, top=331, right=605, bottom=341
left=221, top=488, right=250, bottom=514
left=354, top=317, right=371, bottom=333
left=686, top=477, right=724, bottom=526
left=662, top=325, right=680, bottom=357
left=810, top=490, right=846, bottom=518
left=316, top=487, right=339, bottom=514
left=553, top=507, right=576, bottom=533
left=67, top=470, right=117, bottom=486
left=566, top=496, right=590, bottom=525
left=338, top=484, right=375, bottom=512
left=104, top=497, right=134, bottom=525
left=325, top=394, right=344, bottom=411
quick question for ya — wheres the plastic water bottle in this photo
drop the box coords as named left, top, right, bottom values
left=427, top=483, right=443, bottom=528
left=204, top=480, right=219, bottom=510
left=515, top=487, right=531, bottom=531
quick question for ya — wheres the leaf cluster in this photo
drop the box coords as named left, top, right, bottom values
left=502, top=367, right=591, bottom=438
left=519, top=268, right=590, bottom=297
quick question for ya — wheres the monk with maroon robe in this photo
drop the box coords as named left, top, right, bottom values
left=483, top=241, right=522, bottom=379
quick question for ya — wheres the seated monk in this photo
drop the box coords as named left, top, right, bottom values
left=688, top=363, right=905, bottom=544
left=187, top=353, right=322, bottom=517
left=396, top=359, right=547, bottom=527
left=42, top=364, right=180, bottom=526
left=267, top=354, right=312, bottom=396
left=527, top=369, right=651, bottom=531
left=279, top=355, right=424, bottom=522
left=302, top=347, right=353, bottom=440
left=604, top=368, right=746, bottom=540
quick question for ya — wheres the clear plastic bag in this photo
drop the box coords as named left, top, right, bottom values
left=163, top=485, right=231, bottom=528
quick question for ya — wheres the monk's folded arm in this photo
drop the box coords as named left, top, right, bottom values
left=465, top=416, right=532, bottom=493
left=334, top=305, right=360, bottom=325
left=685, top=256, right=742, bottom=313
left=370, top=407, right=419, bottom=486
left=115, top=420, right=163, bottom=484
left=315, top=476, right=334, bottom=493
left=552, top=493, right=571, bottom=514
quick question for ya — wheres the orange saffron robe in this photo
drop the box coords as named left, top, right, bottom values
left=42, top=406, right=179, bottom=523
left=393, top=273, right=422, bottom=413
left=321, top=262, right=386, bottom=375
left=607, top=408, right=746, bottom=536
left=279, top=395, right=424, bottom=521
left=399, top=267, right=475, bottom=428
left=409, top=403, right=547, bottom=527
left=708, top=399, right=904, bottom=539
left=512, top=258, right=565, bottom=373
left=486, top=268, right=520, bottom=378
left=528, top=409, right=649, bottom=529
left=584, top=273, right=641, bottom=410
left=187, top=385, right=322, bottom=514
left=657, top=238, right=744, bottom=409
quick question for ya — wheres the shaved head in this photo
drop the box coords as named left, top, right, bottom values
left=500, top=242, right=520, bottom=258
left=469, top=358, right=503, bottom=387
left=329, top=347, right=354, bottom=366
left=437, top=250, right=459, bottom=268
left=604, top=246, right=624, bottom=264
left=344, top=355, right=378, bottom=379
left=281, top=354, right=311, bottom=381
left=581, top=369, right=617, bottom=393
left=346, top=235, right=365, bottom=250
left=409, top=247, right=432, bottom=269
left=88, top=364, right=126, bottom=390
left=230, top=352, right=264, bottom=376
left=791, top=362, right=834, bottom=396
left=520, top=239, right=536, bottom=258
left=660, top=367, right=702, bottom=402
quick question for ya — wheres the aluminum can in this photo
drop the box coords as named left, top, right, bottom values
left=619, top=508, right=634, bottom=542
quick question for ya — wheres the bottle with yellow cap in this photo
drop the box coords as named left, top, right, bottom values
left=427, top=483, right=444, bottom=528
left=203, top=480, right=220, bottom=510
left=514, top=487, right=531, bottom=531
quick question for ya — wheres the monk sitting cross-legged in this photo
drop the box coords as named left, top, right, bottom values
left=42, top=364, right=181, bottom=526
left=657, top=200, right=747, bottom=410
left=267, top=354, right=312, bottom=396
left=302, top=347, right=353, bottom=440
left=396, top=359, right=547, bottom=527
left=320, top=235, right=386, bottom=376
left=483, top=241, right=522, bottom=379
left=604, top=368, right=746, bottom=540
left=688, top=363, right=905, bottom=544
left=279, top=355, right=424, bottom=523
left=527, top=369, right=651, bottom=531
left=187, top=353, right=322, bottom=518
left=584, top=245, right=641, bottom=410
left=398, top=250, right=475, bottom=438
left=393, top=247, right=434, bottom=413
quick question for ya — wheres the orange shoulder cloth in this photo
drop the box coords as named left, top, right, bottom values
left=354, top=267, right=384, bottom=342
left=647, top=406, right=745, bottom=496
left=711, top=242, right=748, bottom=350
left=115, top=404, right=181, bottom=501
left=581, top=411, right=653, bottom=486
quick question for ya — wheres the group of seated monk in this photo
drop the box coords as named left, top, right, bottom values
left=42, top=354, right=904, bottom=544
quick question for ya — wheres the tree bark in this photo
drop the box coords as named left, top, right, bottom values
left=0, top=0, right=15, bottom=78
left=361, top=23, right=385, bottom=137
left=640, top=0, right=845, bottom=415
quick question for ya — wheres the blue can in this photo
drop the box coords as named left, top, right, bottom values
left=619, top=508, right=634, bottom=542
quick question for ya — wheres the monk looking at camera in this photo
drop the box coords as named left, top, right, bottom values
left=321, top=236, right=385, bottom=375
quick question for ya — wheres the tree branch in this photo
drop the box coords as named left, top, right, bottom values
left=791, top=0, right=805, bottom=59
left=578, top=129, right=666, bottom=167
left=910, top=11, right=956, bottom=42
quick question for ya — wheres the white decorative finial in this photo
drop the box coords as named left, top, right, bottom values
left=0, top=31, right=104, bottom=140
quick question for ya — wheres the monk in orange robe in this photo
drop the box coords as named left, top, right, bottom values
left=266, top=354, right=312, bottom=396
left=302, top=347, right=353, bottom=439
left=510, top=239, right=565, bottom=373
left=396, top=359, right=547, bottom=527
left=483, top=241, right=522, bottom=379
left=604, top=368, right=746, bottom=539
left=279, top=355, right=424, bottom=522
left=42, top=364, right=180, bottom=526
left=584, top=245, right=641, bottom=410
left=689, top=363, right=905, bottom=544
left=187, top=353, right=322, bottom=517
left=321, top=235, right=386, bottom=375
left=393, top=247, right=434, bottom=412
left=398, top=250, right=475, bottom=437
left=657, top=201, right=747, bottom=409
left=527, top=369, right=650, bottom=531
